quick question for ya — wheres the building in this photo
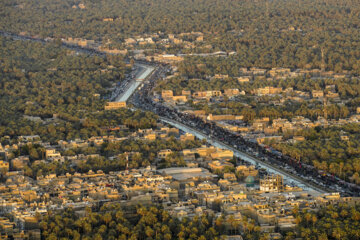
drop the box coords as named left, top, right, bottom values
left=254, top=87, right=282, bottom=95
left=256, top=136, right=283, bottom=144
left=0, top=161, right=9, bottom=173
left=158, top=167, right=214, bottom=181
left=193, top=91, right=222, bottom=99
left=180, top=133, right=195, bottom=142
left=171, top=95, right=188, bottom=102
left=224, top=89, right=240, bottom=97
left=151, top=54, right=184, bottom=63
left=208, top=160, right=234, bottom=171
left=103, top=18, right=114, bottom=22
left=158, top=149, right=173, bottom=159
left=161, top=90, right=174, bottom=99
left=182, top=90, right=191, bottom=96
left=105, top=102, right=126, bottom=110
left=210, top=149, right=234, bottom=160
left=236, top=165, right=258, bottom=178
left=312, top=90, right=324, bottom=98
left=207, top=114, right=243, bottom=121
left=237, top=77, right=251, bottom=83
left=45, top=149, right=61, bottom=159
left=260, top=175, right=284, bottom=192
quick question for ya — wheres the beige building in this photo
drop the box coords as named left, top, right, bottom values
left=161, top=90, right=174, bottom=99
left=224, top=89, right=240, bottom=97
left=254, top=87, right=282, bottom=95
left=193, top=90, right=222, bottom=99
left=207, top=114, right=243, bottom=121
left=237, top=76, right=251, bottom=83
left=312, top=90, right=324, bottom=98
left=45, top=149, right=61, bottom=159
left=236, top=165, right=258, bottom=178
left=260, top=175, right=284, bottom=192
left=182, top=90, right=191, bottom=96
left=105, top=102, right=126, bottom=110
left=0, top=161, right=9, bottom=173
left=158, top=149, right=173, bottom=159
left=180, top=133, right=195, bottom=142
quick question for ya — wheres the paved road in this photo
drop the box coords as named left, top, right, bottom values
left=160, top=117, right=327, bottom=193
left=115, top=64, right=155, bottom=102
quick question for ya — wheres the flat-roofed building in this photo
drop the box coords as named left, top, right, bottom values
left=158, top=149, right=173, bottom=159
left=260, top=175, right=284, bottom=192
left=224, top=89, right=240, bottom=97
left=105, top=101, right=126, bottom=110
left=158, top=167, right=215, bottom=181
left=161, top=90, right=174, bottom=99
left=254, top=87, right=282, bottom=95
left=312, top=90, right=324, bottom=98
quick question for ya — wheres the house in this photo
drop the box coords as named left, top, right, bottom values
left=208, top=160, right=234, bottom=171
left=236, top=165, right=258, bottom=178
left=193, top=90, right=222, bottom=99
left=214, top=74, right=229, bottom=79
left=268, top=68, right=291, bottom=77
left=182, top=90, right=191, bottom=96
left=237, top=77, right=251, bottom=83
left=312, top=90, right=324, bottom=98
left=254, top=87, right=282, bottom=95
left=45, top=149, right=61, bottom=159
left=210, top=149, right=234, bottom=160
left=152, top=55, right=184, bottom=63
left=180, top=133, right=195, bottom=142
left=158, top=149, right=173, bottom=159
left=224, top=89, right=240, bottom=97
left=161, top=90, right=174, bottom=99
left=103, top=18, right=114, bottom=22
left=0, top=161, right=9, bottom=173
left=144, top=133, right=156, bottom=141
left=125, top=38, right=137, bottom=45
left=171, top=95, right=188, bottom=102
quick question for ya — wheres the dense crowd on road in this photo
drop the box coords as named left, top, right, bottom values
left=130, top=65, right=360, bottom=197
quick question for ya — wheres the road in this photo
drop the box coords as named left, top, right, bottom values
left=121, top=63, right=327, bottom=192
left=160, top=117, right=327, bottom=193
left=115, top=64, right=155, bottom=102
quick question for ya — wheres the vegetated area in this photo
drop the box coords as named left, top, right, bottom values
left=157, top=58, right=359, bottom=120
left=40, top=202, right=360, bottom=240
left=1, top=0, right=360, bottom=73
left=19, top=137, right=204, bottom=179
left=0, top=36, right=159, bottom=143
left=269, top=124, right=360, bottom=184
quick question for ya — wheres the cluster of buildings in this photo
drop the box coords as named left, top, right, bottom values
left=125, top=32, right=204, bottom=49
left=0, top=160, right=357, bottom=239
left=154, top=63, right=360, bottom=151
left=237, top=67, right=350, bottom=81
left=0, top=116, right=359, bottom=239
left=159, top=88, right=245, bottom=105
